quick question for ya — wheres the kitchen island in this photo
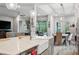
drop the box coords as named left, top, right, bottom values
left=0, top=37, right=38, bottom=55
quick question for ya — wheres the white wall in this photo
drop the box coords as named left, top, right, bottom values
left=13, top=16, right=30, bottom=32
left=64, top=16, right=77, bottom=33
left=19, top=20, right=27, bottom=33
left=54, top=16, right=75, bottom=33
left=0, top=16, right=13, bottom=31
left=19, top=16, right=29, bottom=33
left=64, top=16, right=75, bottom=25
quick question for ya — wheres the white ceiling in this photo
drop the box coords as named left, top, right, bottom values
left=0, top=3, right=34, bottom=17
left=0, top=3, right=78, bottom=17
left=37, top=3, right=75, bottom=16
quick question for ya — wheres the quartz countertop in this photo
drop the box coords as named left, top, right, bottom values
left=0, top=37, right=38, bottom=55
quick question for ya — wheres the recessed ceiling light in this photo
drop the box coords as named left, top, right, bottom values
left=32, top=11, right=35, bottom=15
left=18, top=5, right=21, bottom=8
left=6, top=3, right=20, bottom=10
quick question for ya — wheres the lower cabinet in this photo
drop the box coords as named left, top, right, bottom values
left=19, top=46, right=38, bottom=55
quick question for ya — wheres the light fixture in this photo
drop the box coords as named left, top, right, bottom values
left=17, top=15, right=20, bottom=21
left=6, top=3, right=20, bottom=10
left=32, top=11, right=35, bottom=16
left=60, top=16, right=63, bottom=21
left=30, top=10, right=36, bottom=16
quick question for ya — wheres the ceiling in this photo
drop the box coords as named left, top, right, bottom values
left=37, top=3, right=75, bottom=16
left=0, top=3, right=34, bottom=17
left=0, top=3, right=78, bottom=17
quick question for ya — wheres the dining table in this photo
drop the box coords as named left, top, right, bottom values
left=54, top=34, right=69, bottom=45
